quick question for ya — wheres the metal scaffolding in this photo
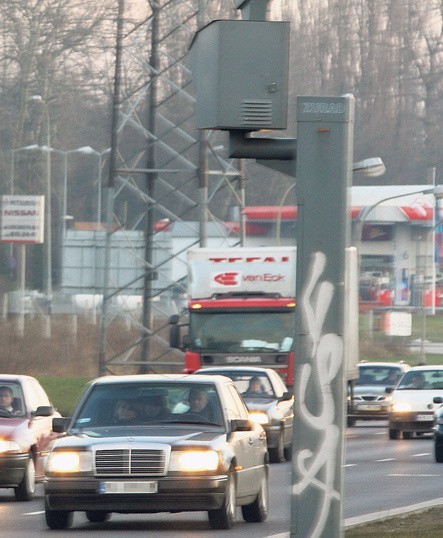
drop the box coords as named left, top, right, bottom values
left=98, top=0, right=244, bottom=375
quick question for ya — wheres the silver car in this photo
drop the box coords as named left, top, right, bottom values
left=45, top=374, right=268, bottom=530
left=347, top=362, right=410, bottom=426
left=195, top=367, right=294, bottom=463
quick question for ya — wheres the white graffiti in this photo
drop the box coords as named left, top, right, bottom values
left=292, top=251, right=344, bottom=538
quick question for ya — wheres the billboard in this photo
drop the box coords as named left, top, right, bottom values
left=0, top=195, right=45, bottom=243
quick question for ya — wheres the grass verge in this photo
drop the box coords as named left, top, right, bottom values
left=38, top=376, right=91, bottom=416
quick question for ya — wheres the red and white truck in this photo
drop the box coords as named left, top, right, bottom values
left=169, top=246, right=297, bottom=386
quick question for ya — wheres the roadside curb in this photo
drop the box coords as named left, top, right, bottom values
left=343, top=497, right=443, bottom=528
left=266, top=498, right=443, bottom=537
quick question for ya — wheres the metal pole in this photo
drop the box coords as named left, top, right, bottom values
left=198, top=132, right=208, bottom=247
left=197, top=2, right=208, bottom=247
left=291, top=95, right=354, bottom=538
left=97, top=153, right=103, bottom=226
left=9, top=151, right=15, bottom=280
left=44, top=107, right=53, bottom=308
left=98, top=0, right=125, bottom=376
left=63, top=154, right=68, bottom=238
left=140, top=1, right=160, bottom=374
left=429, top=167, right=436, bottom=315
left=237, top=159, right=246, bottom=246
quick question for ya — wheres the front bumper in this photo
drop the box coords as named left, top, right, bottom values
left=45, top=475, right=228, bottom=513
left=389, top=411, right=435, bottom=432
left=0, top=453, right=29, bottom=487
left=348, top=401, right=390, bottom=420
left=264, top=425, right=283, bottom=448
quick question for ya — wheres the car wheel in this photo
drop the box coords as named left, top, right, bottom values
left=269, top=431, right=285, bottom=463
left=389, top=428, right=401, bottom=440
left=208, top=468, right=236, bottom=529
left=241, top=467, right=269, bottom=523
left=403, top=431, right=413, bottom=439
left=86, top=511, right=111, bottom=523
left=347, top=417, right=356, bottom=427
left=45, top=499, right=74, bottom=530
left=284, top=444, right=292, bottom=461
left=435, top=442, right=443, bottom=463
left=14, top=456, right=36, bottom=501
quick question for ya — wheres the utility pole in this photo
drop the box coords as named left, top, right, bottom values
left=98, top=0, right=125, bottom=376
left=140, top=2, right=160, bottom=374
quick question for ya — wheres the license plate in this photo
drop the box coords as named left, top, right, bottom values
left=416, top=414, right=432, bottom=422
left=357, top=404, right=382, bottom=411
left=100, top=481, right=158, bottom=494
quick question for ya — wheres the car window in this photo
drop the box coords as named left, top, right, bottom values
left=226, top=385, right=249, bottom=420
left=72, top=382, right=223, bottom=428
left=0, top=381, right=25, bottom=416
left=210, top=372, right=274, bottom=397
left=356, top=366, right=403, bottom=386
left=397, top=370, right=443, bottom=390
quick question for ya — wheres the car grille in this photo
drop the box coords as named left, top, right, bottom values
left=94, top=448, right=167, bottom=477
left=355, top=395, right=385, bottom=402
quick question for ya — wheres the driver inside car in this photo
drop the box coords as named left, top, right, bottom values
left=0, top=386, right=21, bottom=416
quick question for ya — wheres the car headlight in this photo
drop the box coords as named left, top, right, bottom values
left=169, top=450, right=219, bottom=472
left=392, top=402, right=412, bottom=412
left=47, top=450, right=93, bottom=473
left=0, top=439, right=21, bottom=453
left=248, top=412, right=269, bottom=425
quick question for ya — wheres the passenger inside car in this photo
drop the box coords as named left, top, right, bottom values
left=141, top=394, right=169, bottom=421
left=113, top=399, right=143, bottom=423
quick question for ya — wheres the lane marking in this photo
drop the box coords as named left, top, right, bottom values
left=412, top=453, right=431, bottom=457
left=388, top=473, right=440, bottom=477
left=344, top=463, right=357, bottom=467
left=375, top=458, right=395, bottom=462
left=24, top=511, right=45, bottom=515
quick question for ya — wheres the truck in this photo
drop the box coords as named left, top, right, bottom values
left=169, top=246, right=297, bottom=387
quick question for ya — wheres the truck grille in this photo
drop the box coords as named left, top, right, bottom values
left=94, top=448, right=167, bottom=476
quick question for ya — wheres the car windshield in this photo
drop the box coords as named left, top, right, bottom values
left=203, top=372, right=275, bottom=398
left=189, top=311, right=295, bottom=353
left=397, top=370, right=443, bottom=390
left=71, top=382, right=224, bottom=430
left=0, top=382, right=25, bottom=417
left=356, top=366, right=403, bottom=387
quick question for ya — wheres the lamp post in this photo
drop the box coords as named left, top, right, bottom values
left=30, top=95, right=52, bottom=305
left=8, top=145, right=39, bottom=280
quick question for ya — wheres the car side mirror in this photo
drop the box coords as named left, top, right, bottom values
left=385, top=387, right=394, bottom=394
left=433, top=396, right=443, bottom=404
left=52, top=417, right=71, bottom=433
left=230, top=419, right=252, bottom=432
left=33, top=405, right=55, bottom=417
left=279, top=391, right=293, bottom=402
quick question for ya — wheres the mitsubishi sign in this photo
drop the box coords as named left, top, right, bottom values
left=0, top=195, right=45, bottom=244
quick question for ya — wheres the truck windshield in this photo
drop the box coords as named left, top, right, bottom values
left=189, top=311, right=295, bottom=353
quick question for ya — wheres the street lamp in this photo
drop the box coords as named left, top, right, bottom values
left=30, top=95, right=52, bottom=304
left=53, top=146, right=105, bottom=237
left=352, top=157, right=386, bottom=177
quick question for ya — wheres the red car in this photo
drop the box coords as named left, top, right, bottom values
left=0, top=374, right=60, bottom=500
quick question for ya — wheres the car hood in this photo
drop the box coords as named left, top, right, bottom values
left=0, top=417, right=28, bottom=436
left=391, top=388, right=443, bottom=411
left=353, top=385, right=390, bottom=396
left=55, top=425, right=226, bottom=450
left=243, top=397, right=276, bottom=411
